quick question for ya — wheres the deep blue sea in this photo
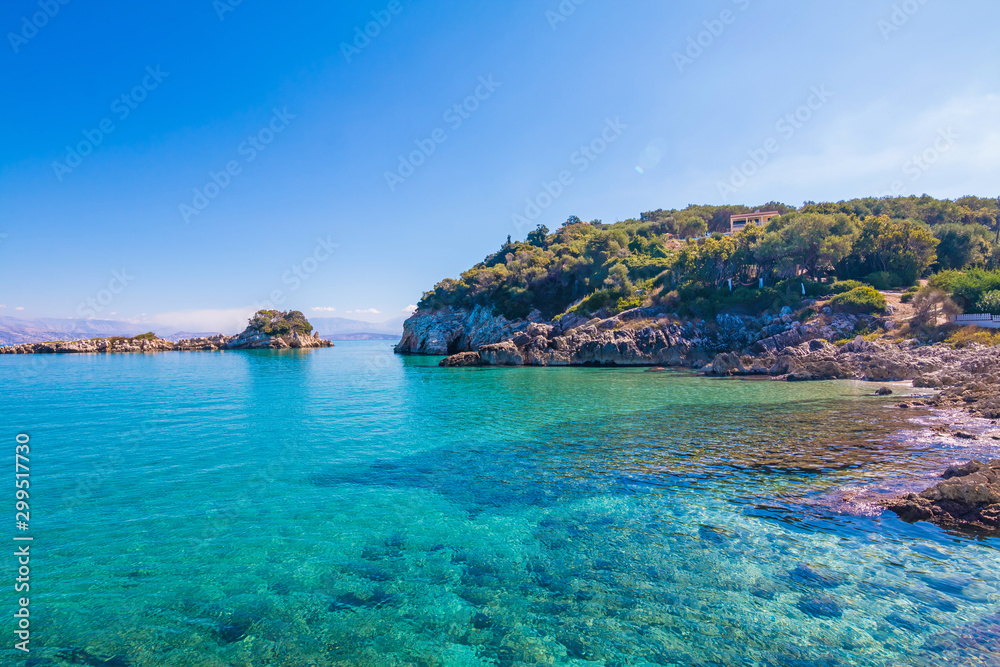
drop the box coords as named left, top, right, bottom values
left=2, top=341, right=999, bottom=666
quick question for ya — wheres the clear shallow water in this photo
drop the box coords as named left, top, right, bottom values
left=1, top=342, right=999, bottom=666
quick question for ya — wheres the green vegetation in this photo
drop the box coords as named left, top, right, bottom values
left=945, top=327, right=1000, bottom=348
left=831, top=280, right=866, bottom=294
left=900, top=285, right=920, bottom=304
left=417, top=195, right=1000, bottom=320
left=88, top=332, right=158, bottom=343
left=977, top=291, right=1000, bottom=316
left=828, top=286, right=888, bottom=315
left=248, top=310, right=313, bottom=336
left=927, top=269, right=1000, bottom=311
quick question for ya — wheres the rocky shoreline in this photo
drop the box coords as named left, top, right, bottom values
left=399, top=305, right=1000, bottom=534
left=397, top=306, right=1000, bottom=418
left=0, top=330, right=332, bottom=354
left=0, top=311, right=333, bottom=354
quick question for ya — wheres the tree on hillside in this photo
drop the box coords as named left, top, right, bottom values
left=761, top=212, right=856, bottom=279
left=674, top=210, right=708, bottom=238
left=526, top=224, right=549, bottom=247
left=933, top=223, right=992, bottom=270
left=842, top=215, right=939, bottom=285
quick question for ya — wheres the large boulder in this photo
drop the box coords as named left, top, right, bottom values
left=439, top=352, right=485, bottom=367
left=884, top=460, right=1000, bottom=533
left=478, top=341, right=524, bottom=366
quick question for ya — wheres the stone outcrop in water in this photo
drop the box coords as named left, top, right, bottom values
left=884, top=460, right=1000, bottom=533
left=0, top=310, right=333, bottom=354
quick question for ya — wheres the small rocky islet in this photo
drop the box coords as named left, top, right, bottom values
left=0, top=309, right=332, bottom=354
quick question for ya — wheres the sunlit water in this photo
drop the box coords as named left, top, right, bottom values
left=2, top=342, right=999, bottom=666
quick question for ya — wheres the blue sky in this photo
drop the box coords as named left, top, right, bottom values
left=1, top=0, right=998, bottom=332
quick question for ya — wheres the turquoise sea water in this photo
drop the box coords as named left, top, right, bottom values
left=2, top=341, right=999, bottom=666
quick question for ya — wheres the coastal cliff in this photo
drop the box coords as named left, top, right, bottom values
left=393, top=305, right=529, bottom=355
left=399, top=304, right=869, bottom=367
left=0, top=310, right=333, bottom=354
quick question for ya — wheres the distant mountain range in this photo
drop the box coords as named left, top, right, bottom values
left=307, top=316, right=406, bottom=337
left=0, top=314, right=406, bottom=346
left=0, top=316, right=150, bottom=346
left=321, top=333, right=399, bottom=341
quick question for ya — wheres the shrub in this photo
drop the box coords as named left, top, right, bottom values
left=831, top=280, right=866, bottom=294
left=829, top=286, right=888, bottom=314
left=930, top=269, right=1000, bottom=310
left=864, top=271, right=904, bottom=290
left=613, top=293, right=644, bottom=314
left=977, top=291, right=1000, bottom=315
left=946, top=327, right=1000, bottom=349
left=572, top=289, right=613, bottom=316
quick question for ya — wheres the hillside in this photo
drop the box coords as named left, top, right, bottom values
left=416, top=195, right=999, bottom=322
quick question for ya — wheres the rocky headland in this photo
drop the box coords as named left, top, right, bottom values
left=397, top=305, right=1000, bottom=418
left=0, top=310, right=333, bottom=354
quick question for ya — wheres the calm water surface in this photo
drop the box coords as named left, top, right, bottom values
left=1, top=341, right=998, bottom=666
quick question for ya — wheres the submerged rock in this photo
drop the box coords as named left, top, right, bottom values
left=796, top=596, right=844, bottom=618
left=789, top=563, right=843, bottom=589
left=884, top=459, right=1000, bottom=533
left=328, top=589, right=397, bottom=612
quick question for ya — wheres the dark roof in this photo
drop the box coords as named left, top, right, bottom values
left=730, top=211, right=781, bottom=222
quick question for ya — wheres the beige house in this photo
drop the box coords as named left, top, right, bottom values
left=730, top=210, right=781, bottom=234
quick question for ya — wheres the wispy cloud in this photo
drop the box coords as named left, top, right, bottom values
left=403, top=304, right=417, bottom=313
left=703, top=92, right=1000, bottom=201
left=15, top=306, right=24, bottom=311
left=347, top=308, right=381, bottom=315
left=311, top=306, right=337, bottom=312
